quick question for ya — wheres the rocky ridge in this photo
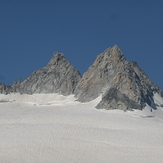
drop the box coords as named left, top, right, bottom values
left=75, top=45, right=162, bottom=110
left=74, top=45, right=127, bottom=102
left=12, top=52, right=81, bottom=95
left=1, top=45, right=162, bottom=111
left=0, top=83, right=12, bottom=95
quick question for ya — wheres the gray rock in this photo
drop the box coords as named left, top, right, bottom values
left=1, top=45, right=162, bottom=111
left=13, top=52, right=81, bottom=95
left=0, top=83, right=12, bottom=94
left=96, top=87, right=142, bottom=111
left=75, top=45, right=162, bottom=110
left=74, top=45, right=128, bottom=102
left=96, top=61, right=160, bottom=110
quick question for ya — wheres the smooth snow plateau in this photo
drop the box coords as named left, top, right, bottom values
left=0, top=93, right=163, bottom=163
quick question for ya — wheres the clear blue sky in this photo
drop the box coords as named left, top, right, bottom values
left=0, top=0, right=163, bottom=90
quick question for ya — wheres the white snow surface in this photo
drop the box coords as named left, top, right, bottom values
left=0, top=93, right=163, bottom=163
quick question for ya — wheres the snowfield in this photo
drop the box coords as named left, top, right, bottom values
left=0, top=93, right=163, bottom=163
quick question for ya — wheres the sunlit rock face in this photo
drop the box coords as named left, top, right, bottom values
left=74, top=45, right=162, bottom=110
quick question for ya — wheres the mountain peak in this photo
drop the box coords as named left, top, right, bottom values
left=112, top=44, right=120, bottom=51
left=111, top=45, right=125, bottom=59
left=47, top=52, right=65, bottom=67
left=53, top=52, right=65, bottom=59
left=1, top=45, right=162, bottom=111
left=12, top=52, right=81, bottom=95
left=103, top=45, right=126, bottom=63
left=74, top=45, right=127, bottom=102
left=74, top=45, right=162, bottom=110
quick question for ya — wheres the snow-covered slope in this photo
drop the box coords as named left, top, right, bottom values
left=0, top=93, right=163, bottom=163
left=0, top=93, right=81, bottom=106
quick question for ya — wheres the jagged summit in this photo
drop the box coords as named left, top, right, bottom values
left=12, top=52, right=81, bottom=95
left=47, top=52, right=65, bottom=67
left=0, top=45, right=162, bottom=111
left=74, top=45, right=128, bottom=102
left=74, top=45, right=162, bottom=110
left=104, top=45, right=125, bottom=60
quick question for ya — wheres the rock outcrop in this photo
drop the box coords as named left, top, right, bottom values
left=0, top=83, right=12, bottom=94
left=0, top=45, right=162, bottom=111
left=75, top=45, right=162, bottom=110
left=74, top=45, right=128, bottom=101
left=96, top=61, right=161, bottom=110
left=13, top=52, right=81, bottom=95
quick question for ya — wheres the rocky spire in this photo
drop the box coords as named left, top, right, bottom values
left=74, top=45, right=128, bottom=102
left=107, top=45, right=125, bottom=60
left=47, top=52, right=65, bottom=67
left=74, top=45, right=162, bottom=110
left=1, top=45, right=162, bottom=111
left=14, top=52, right=81, bottom=95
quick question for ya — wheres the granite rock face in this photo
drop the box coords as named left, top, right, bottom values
left=75, top=45, right=162, bottom=110
left=0, top=45, right=162, bottom=111
left=74, top=45, right=127, bottom=102
left=13, top=53, right=81, bottom=95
